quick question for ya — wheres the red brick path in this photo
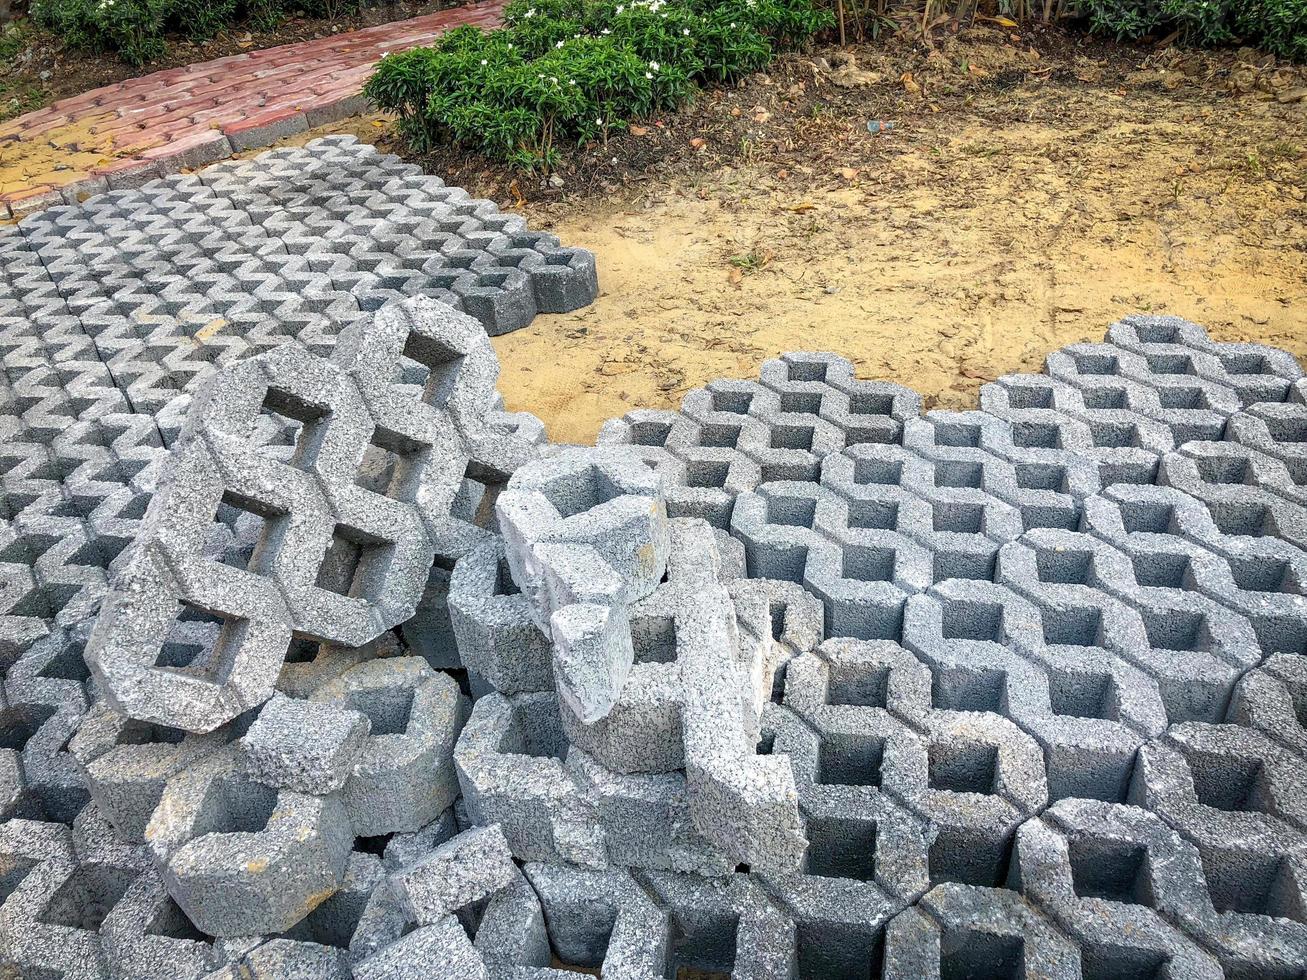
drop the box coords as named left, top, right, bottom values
left=0, top=0, right=505, bottom=219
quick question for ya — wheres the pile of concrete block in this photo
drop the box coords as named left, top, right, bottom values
left=3, top=151, right=1307, bottom=980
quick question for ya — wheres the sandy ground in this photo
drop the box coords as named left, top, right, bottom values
left=266, top=30, right=1307, bottom=446
left=493, top=91, right=1306, bottom=443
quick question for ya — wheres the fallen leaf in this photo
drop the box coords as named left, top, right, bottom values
left=728, top=267, right=743, bottom=286
left=776, top=169, right=790, bottom=180
left=752, top=106, right=771, bottom=123
left=838, top=167, right=858, bottom=181
left=968, top=64, right=989, bottom=78
left=991, top=15, right=1018, bottom=27
left=787, top=201, right=816, bottom=212
left=629, top=124, right=650, bottom=136
left=901, top=72, right=922, bottom=94
left=730, top=106, right=742, bottom=117
left=689, top=137, right=706, bottom=150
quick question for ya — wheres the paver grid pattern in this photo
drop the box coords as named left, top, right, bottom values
left=0, top=0, right=507, bottom=218
left=3, top=136, right=1307, bottom=976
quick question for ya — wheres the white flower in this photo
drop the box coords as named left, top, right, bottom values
left=729, top=21, right=735, bottom=27
left=568, top=79, right=576, bottom=85
left=649, top=60, right=659, bottom=70
left=507, top=43, right=514, bottom=49
left=596, top=118, right=604, bottom=125
left=480, top=58, right=488, bottom=64
left=645, top=71, right=653, bottom=79
left=550, top=76, right=559, bottom=83
left=601, top=27, right=611, bottom=33
left=555, top=40, right=564, bottom=47
left=682, top=28, right=689, bottom=35
left=615, top=4, right=623, bottom=11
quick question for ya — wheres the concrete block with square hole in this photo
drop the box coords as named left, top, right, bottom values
left=1010, top=800, right=1224, bottom=980
left=761, top=701, right=929, bottom=975
left=641, top=868, right=799, bottom=978
left=0, top=807, right=154, bottom=980
left=556, top=518, right=772, bottom=776
left=144, top=745, right=355, bottom=937
left=1022, top=798, right=1307, bottom=980
left=903, top=580, right=1166, bottom=804
left=881, top=883, right=1080, bottom=980
left=453, top=690, right=606, bottom=866
left=240, top=693, right=371, bottom=796
left=496, top=446, right=670, bottom=720
left=310, top=656, right=468, bottom=837
left=1127, top=722, right=1307, bottom=860
left=995, top=529, right=1260, bottom=724
left=448, top=536, right=555, bottom=694
left=1158, top=440, right=1307, bottom=543
left=69, top=699, right=232, bottom=842
left=1105, top=312, right=1303, bottom=405
left=496, top=445, right=670, bottom=631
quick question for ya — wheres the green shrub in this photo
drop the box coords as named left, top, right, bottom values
left=1080, top=0, right=1307, bottom=61
left=365, top=0, right=833, bottom=170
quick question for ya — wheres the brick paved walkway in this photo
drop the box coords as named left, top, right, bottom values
left=0, top=0, right=504, bottom=219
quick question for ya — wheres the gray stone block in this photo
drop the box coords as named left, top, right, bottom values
left=310, top=656, right=468, bottom=837
left=240, top=693, right=370, bottom=795
left=144, top=746, right=354, bottom=937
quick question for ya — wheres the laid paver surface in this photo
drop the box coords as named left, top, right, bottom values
left=0, top=0, right=505, bottom=218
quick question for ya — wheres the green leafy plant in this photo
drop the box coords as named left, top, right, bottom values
left=1080, top=0, right=1307, bottom=60
left=365, top=0, right=834, bottom=170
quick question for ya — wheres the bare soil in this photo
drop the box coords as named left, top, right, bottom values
left=203, top=26, right=1307, bottom=444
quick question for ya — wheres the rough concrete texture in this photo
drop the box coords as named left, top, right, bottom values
left=2, top=176, right=1307, bottom=980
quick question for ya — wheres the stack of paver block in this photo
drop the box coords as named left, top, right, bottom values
left=2, top=133, right=1307, bottom=978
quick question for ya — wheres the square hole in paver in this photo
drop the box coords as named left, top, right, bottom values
left=314, top=524, right=391, bottom=600
left=1157, top=386, right=1206, bottom=409
left=213, top=489, right=287, bottom=576
left=710, top=389, right=753, bottom=414
left=153, top=604, right=238, bottom=683
left=849, top=390, right=894, bottom=415
left=780, top=391, right=823, bottom=415
left=401, top=332, right=465, bottom=408
left=667, top=912, right=738, bottom=979
left=1228, top=557, right=1290, bottom=593
left=941, top=599, right=1004, bottom=642
left=1081, top=386, right=1128, bottom=410
left=1201, top=852, right=1300, bottom=919
left=842, top=545, right=896, bottom=583
left=684, top=459, right=730, bottom=489
left=1188, top=750, right=1271, bottom=815
left=807, top=817, right=878, bottom=882
left=766, top=494, right=816, bottom=528
left=1140, top=610, right=1206, bottom=652
left=817, top=732, right=885, bottom=787
left=935, top=462, right=983, bottom=489
left=770, top=424, right=815, bottom=451
left=259, top=386, right=330, bottom=466
left=348, top=686, right=416, bottom=736
left=939, top=932, right=1024, bottom=980
left=853, top=458, right=903, bottom=486
left=1041, top=607, right=1104, bottom=648
left=1069, top=838, right=1155, bottom=906
left=932, top=501, right=985, bottom=534
left=698, top=422, right=742, bottom=449
left=1015, top=462, right=1068, bottom=491
left=355, top=427, right=427, bottom=502
left=928, top=740, right=999, bottom=795
left=847, top=499, right=899, bottom=530
left=38, top=865, right=135, bottom=932
left=827, top=663, right=890, bottom=708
